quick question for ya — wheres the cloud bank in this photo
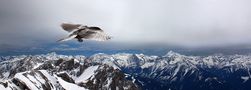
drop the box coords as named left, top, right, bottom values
left=0, top=0, right=251, bottom=48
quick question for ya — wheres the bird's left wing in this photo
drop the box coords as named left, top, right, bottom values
left=57, top=34, right=77, bottom=42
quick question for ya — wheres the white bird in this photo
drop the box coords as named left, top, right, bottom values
left=58, top=23, right=112, bottom=42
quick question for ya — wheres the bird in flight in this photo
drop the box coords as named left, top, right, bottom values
left=58, top=23, right=112, bottom=42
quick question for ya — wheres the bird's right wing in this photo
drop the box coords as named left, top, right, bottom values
left=61, top=23, right=82, bottom=32
left=57, top=34, right=77, bottom=42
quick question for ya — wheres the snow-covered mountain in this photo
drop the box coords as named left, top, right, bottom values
left=87, top=51, right=251, bottom=90
left=1, top=51, right=251, bottom=90
left=0, top=53, right=139, bottom=90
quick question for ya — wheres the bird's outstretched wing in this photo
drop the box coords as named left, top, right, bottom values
left=61, top=23, right=82, bottom=32
left=57, top=34, right=77, bottom=42
left=83, top=30, right=112, bottom=41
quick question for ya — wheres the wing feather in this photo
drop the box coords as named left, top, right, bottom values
left=83, top=30, right=111, bottom=41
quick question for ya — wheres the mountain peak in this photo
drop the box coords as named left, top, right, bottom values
left=165, top=50, right=181, bottom=57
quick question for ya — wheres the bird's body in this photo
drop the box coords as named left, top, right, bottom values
left=58, top=23, right=111, bottom=42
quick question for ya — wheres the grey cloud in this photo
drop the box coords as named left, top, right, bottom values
left=0, top=0, right=251, bottom=49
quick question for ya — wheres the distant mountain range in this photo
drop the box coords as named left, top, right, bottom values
left=2, top=42, right=251, bottom=56
left=1, top=51, right=251, bottom=90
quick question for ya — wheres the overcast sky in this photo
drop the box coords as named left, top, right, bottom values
left=1, top=0, right=251, bottom=49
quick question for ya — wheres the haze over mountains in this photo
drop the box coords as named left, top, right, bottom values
left=1, top=41, right=251, bottom=57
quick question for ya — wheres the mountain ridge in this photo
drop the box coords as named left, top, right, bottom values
left=1, top=51, right=251, bottom=90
